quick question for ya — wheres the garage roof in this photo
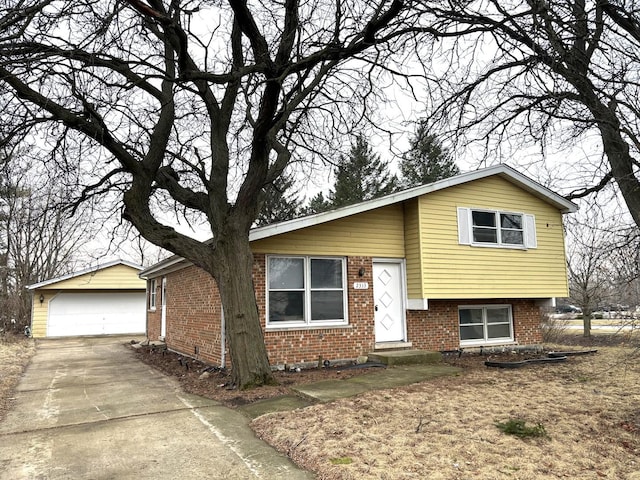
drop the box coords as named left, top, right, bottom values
left=27, top=259, right=144, bottom=290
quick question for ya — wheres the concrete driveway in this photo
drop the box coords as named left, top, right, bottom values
left=0, top=337, right=314, bottom=479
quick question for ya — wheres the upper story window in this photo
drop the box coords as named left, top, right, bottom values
left=458, top=207, right=536, bottom=249
left=149, top=278, right=157, bottom=310
left=472, top=210, right=524, bottom=246
left=267, top=256, right=347, bottom=328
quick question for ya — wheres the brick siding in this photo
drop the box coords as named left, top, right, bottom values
left=146, top=256, right=543, bottom=367
left=147, top=280, right=162, bottom=340
left=407, top=298, right=543, bottom=352
left=259, top=255, right=376, bottom=366
left=147, top=267, right=223, bottom=365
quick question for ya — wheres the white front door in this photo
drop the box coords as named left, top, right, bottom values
left=373, top=260, right=406, bottom=343
left=160, top=277, right=167, bottom=339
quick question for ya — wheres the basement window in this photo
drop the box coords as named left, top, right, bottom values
left=267, top=256, right=347, bottom=328
left=459, top=305, right=513, bottom=345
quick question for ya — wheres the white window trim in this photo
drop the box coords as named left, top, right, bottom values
left=458, top=304, right=514, bottom=346
left=149, top=279, right=157, bottom=311
left=457, top=207, right=537, bottom=250
left=266, top=255, right=349, bottom=329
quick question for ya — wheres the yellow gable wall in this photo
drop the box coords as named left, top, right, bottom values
left=416, top=176, right=569, bottom=299
left=251, top=204, right=405, bottom=257
left=38, top=264, right=145, bottom=290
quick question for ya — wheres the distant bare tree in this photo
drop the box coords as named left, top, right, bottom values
left=566, top=212, right=614, bottom=337
left=608, top=225, right=640, bottom=319
left=0, top=149, right=91, bottom=332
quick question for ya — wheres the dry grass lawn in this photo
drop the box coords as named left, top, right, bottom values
left=0, top=334, right=35, bottom=422
left=3, top=334, right=639, bottom=479
left=252, top=345, right=640, bottom=479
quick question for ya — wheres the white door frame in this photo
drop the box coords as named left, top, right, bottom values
left=160, top=277, right=167, bottom=339
left=372, top=258, right=407, bottom=343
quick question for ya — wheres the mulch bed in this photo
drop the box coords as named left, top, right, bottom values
left=131, top=332, right=634, bottom=408
left=132, top=345, right=381, bottom=407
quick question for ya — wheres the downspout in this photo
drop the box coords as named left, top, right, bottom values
left=220, top=305, right=226, bottom=369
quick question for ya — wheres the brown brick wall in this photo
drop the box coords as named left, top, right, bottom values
left=150, top=266, right=224, bottom=365
left=511, top=299, right=544, bottom=345
left=145, top=256, right=543, bottom=367
left=147, top=279, right=162, bottom=340
left=259, top=255, right=376, bottom=365
left=406, top=298, right=543, bottom=351
left=406, top=301, right=460, bottom=351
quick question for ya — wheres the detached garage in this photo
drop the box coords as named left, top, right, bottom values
left=28, top=260, right=146, bottom=338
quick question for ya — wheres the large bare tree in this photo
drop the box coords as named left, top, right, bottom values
left=0, top=1, right=430, bottom=388
left=418, top=0, right=640, bottom=227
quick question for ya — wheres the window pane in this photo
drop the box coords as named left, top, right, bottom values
left=472, top=211, right=496, bottom=227
left=473, top=227, right=497, bottom=243
left=486, top=307, right=510, bottom=324
left=269, top=257, right=304, bottom=289
left=487, top=323, right=511, bottom=339
left=269, top=291, right=304, bottom=321
left=311, top=259, right=342, bottom=288
left=502, top=230, right=524, bottom=245
left=501, top=214, right=522, bottom=229
left=460, top=324, right=484, bottom=340
left=311, top=291, right=344, bottom=320
left=459, top=308, right=483, bottom=325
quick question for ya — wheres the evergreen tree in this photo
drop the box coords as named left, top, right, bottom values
left=302, top=192, right=332, bottom=215
left=400, top=122, right=460, bottom=188
left=331, top=135, right=397, bottom=208
left=255, top=174, right=302, bottom=226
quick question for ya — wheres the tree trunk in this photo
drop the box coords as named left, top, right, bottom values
left=122, top=182, right=275, bottom=390
left=211, top=232, right=276, bottom=390
left=582, top=310, right=592, bottom=338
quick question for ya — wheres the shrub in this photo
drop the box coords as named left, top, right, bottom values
left=495, top=419, right=548, bottom=439
left=541, top=313, right=568, bottom=343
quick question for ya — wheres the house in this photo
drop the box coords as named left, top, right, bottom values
left=139, top=165, right=577, bottom=368
left=28, top=259, right=147, bottom=338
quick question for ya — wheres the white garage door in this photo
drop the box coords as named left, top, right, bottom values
left=48, top=292, right=146, bottom=337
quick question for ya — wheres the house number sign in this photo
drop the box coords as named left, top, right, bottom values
left=353, top=282, right=369, bottom=290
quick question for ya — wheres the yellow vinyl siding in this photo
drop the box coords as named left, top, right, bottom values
left=403, top=199, right=424, bottom=299
left=30, top=291, right=56, bottom=338
left=418, top=176, right=569, bottom=299
left=38, top=264, right=145, bottom=290
left=251, top=204, right=405, bottom=257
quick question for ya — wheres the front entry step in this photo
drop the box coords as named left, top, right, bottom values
left=368, top=349, right=443, bottom=366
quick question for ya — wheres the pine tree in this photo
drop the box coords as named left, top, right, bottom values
left=255, top=174, right=302, bottom=226
left=331, top=135, right=397, bottom=208
left=400, top=122, right=460, bottom=188
left=302, top=192, right=332, bottom=215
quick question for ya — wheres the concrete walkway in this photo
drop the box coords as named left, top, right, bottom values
left=0, top=337, right=314, bottom=480
left=239, top=363, right=462, bottom=418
